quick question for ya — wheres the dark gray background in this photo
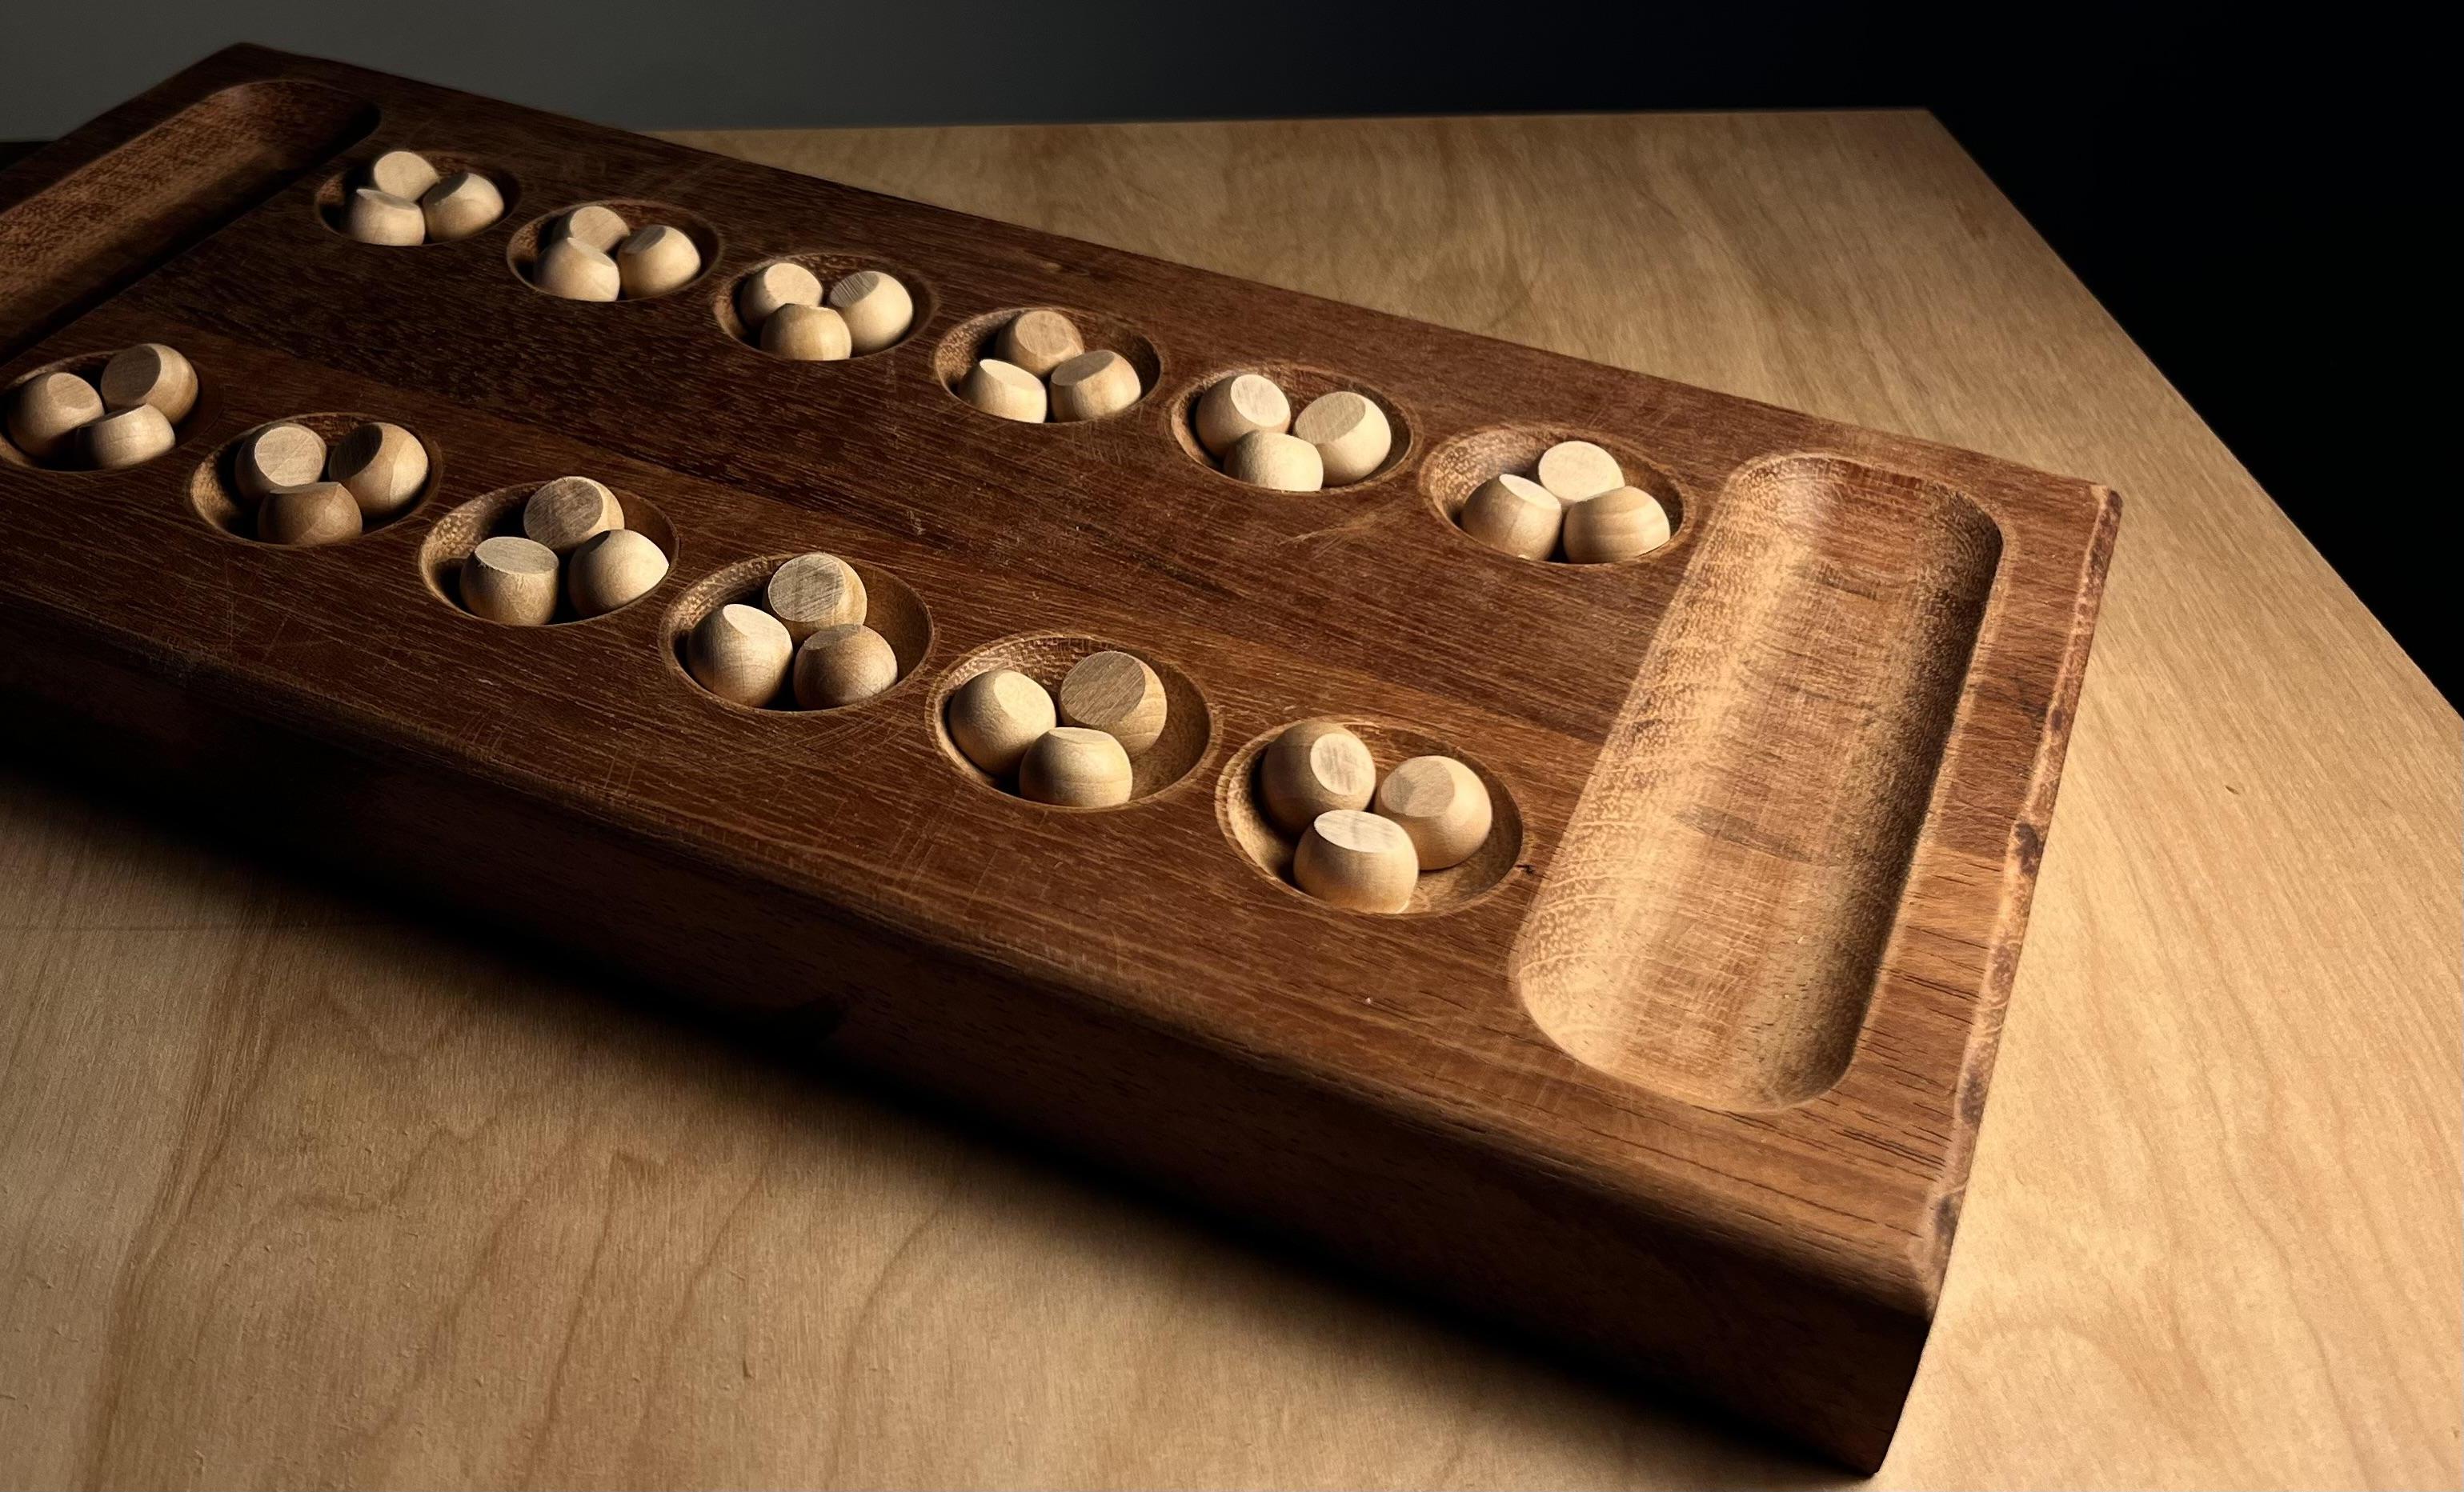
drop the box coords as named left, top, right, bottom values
left=6, top=4, right=2415, bottom=692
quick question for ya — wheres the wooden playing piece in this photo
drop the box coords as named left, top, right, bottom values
left=994, top=310, right=1083, bottom=378
left=419, top=171, right=503, bottom=242
left=686, top=602, right=795, bottom=706
left=343, top=187, right=424, bottom=246
left=534, top=238, right=619, bottom=301
left=1561, top=484, right=1672, bottom=562
left=1224, top=430, right=1323, bottom=491
left=764, top=553, right=866, bottom=641
left=826, top=270, right=913, bottom=353
left=83, top=405, right=175, bottom=470
left=254, top=480, right=362, bottom=546
left=1259, top=721, right=1376, bottom=835
left=234, top=422, right=325, bottom=500
left=1372, top=755, right=1492, bottom=870
left=1536, top=438, right=1624, bottom=502
left=615, top=225, right=700, bottom=298
left=957, top=358, right=1047, bottom=423
left=946, top=668, right=1056, bottom=776
left=737, top=260, right=822, bottom=326
left=1292, top=809, right=1419, bottom=913
left=1048, top=350, right=1140, bottom=422
left=364, top=148, right=438, bottom=201
left=1292, top=390, right=1392, bottom=485
left=793, top=623, right=899, bottom=709
left=6, top=371, right=103, bottom=461
left=1018, top=726, right=1133, bottom=808
left=98, top=342, right=198, bottom=422
left=1193, top=373, right=1290, bottom=458
left=550, top=203, right=628, bottom=253
left=327, top=421, right=427, bottom=518
left=566, top=528, right=669, bottom=617
left=1458, top=472, right=1563, bottom=558
left=759, top=302, right=851, bottom=361
left=521, top=476, right=623, bottom=555
left=1056, top=650, right=1167, bottom=755
left=459, top=534, right=559, bottom=625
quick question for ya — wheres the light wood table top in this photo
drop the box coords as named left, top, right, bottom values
left=2, top=110, right=2455, bottom=1489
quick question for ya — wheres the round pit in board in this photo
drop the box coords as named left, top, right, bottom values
left=932, top=306, right=1162, bottom=424
left=663, top=551, right=932, bottom=712
left=716, top=253, right=930, bottom=360
left=931, top=634, right=1210, bottom=809
left=1422, top=425, right=1685, bottom=565
left=511, top=201, right=719, bottom=302
left=190, top=412, right=438, bottom=545
left=3, top=345, right=206, bottom=472
left=1219, top=718, right=1522, bottom=915
left=316, top=150, right=516, bottom=246
left=421, top=478, right=678, bottom=624
left=1170, top=365, right=1410, bottom=491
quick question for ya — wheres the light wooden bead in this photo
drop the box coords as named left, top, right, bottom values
left=765, top=552, right=867, bottom=641
left=737, top=260, right=821, bottom=327
left=327, top=421, right=427, bottom=518
left=98, top=343, right=197, bottom=422
left=551, top=204, right=629, bottom=253
left=759, top=302, right=851, bottom=361
left=958, top=358, right=1047, bottom=423
left=1260, top=721, right=1375, bottom=835
left=522, top=476, right=623, bottom=555
left=84, top=405, right=176, bottom=470
left=419, top=171, right=503, bottom=242
left=535, top=238, right=619, bottom=301
left=1056, top=650, right=1167, bottom=756
left=687, top=602, right=794, bottom=706
left=616, top=225, right=700, bottom=298
left=1373, top=755, right=1492, bottom=870
left=994, top=310, right=1083, bottom=378
left=255, top=481, right=362, bottom=546
left=1459, top=472, right=1563, bottom=559
left=566, top=528, right=669, bottom=617
left=1561, top=484, right=1672, bottom=562
left=1536, top=438, right=1624, bottom=502
left=8, top=372, right=103, bottom=461
left=1224, top=430, right=1323, bottom=492
left=1048, top=349, right=1141, bottom=422
left=1294, top=809, right=1419, bottom=914
left=366, top=149, right=439, bottom=202
left=827, top=270, right=914, bottom=354
left=794, top=623, right=899, bottom=709
left=1293, top=390, right=1392, bottom=486
left=1018, top=726, right=1133, bottom=808
left=461, top=535, right=559, bottom=625
left=344, top=187, right=425, bottom=246
left=234, top=422, right=326, bottom=501
left=947, top=669, right=1056, bottom=777
left=1193, top=373, right=1290, bottom=457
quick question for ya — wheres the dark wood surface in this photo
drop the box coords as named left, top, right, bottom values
left=0, top=47, right=2116, bottom=1469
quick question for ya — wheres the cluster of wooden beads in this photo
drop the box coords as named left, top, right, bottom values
left=229, top=418, right=428, bottom=545
left=955, top=310, right=1144, bottom=423
left=945, top=650, right=1169, bottom=807
left=336, top=150, right=505, bottom=246
left=459, top=477, right=670, bottom=623
left=682, top=553, right=902, bottom=708
left=1258, top=722, right=1492, bottom=913
left=6, top=342, right=198, bottom=470
left=531, top=206, right=703, bottom=302
left=1456, top=439, right=1671, bottom=562
left=1192, top=372, right=1392, bottom=491
left=735, top=260, right=915, bottom=359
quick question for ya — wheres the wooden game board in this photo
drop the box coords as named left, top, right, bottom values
left=0, top=46, right=2117, bottom=1469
